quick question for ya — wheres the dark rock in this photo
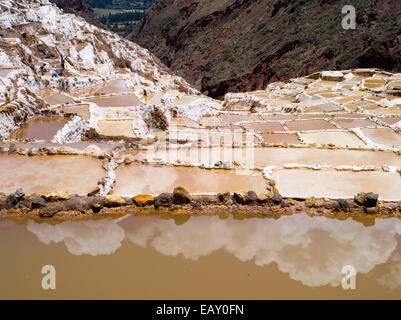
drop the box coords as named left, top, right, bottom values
left=154, top=193, right=173, bottom=208
left=8, top=142, right=17, bottom=154
left=218, top=192, right=230, bottom=202
left=32, top=196, right=46, bottom=209
left=6, top=194, right=18, bottom=207
left=91, top=203, right=103, bottom=213
left=338, top=199, right=350, bottom=210
left=233, top=191, right=246, bottom=204
left=364, top=192, right=378, bottom=207
left=15, top=188, right=24, bottom=201
left=272, top=193, right=282, bottom=205
left=245, top=191, right=257, bottom=204
left=257, top=194, right=269, bottom=204
left=99, top=153, right=112, bottom=160
left=173, top=186, right=191, bottom=204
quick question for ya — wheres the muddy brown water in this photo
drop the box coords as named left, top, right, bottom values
left=1, top=214, right=401, bottom=299
left=10, top=117, right=69, bottom=141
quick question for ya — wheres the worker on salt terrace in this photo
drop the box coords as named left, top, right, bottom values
left=58, top=70, right=64, bottom=77
left=60, top=56, right=65, bottom=71
left=51, top=69, right=58, bottom=78
left=39, top=63, right=46, bottom=75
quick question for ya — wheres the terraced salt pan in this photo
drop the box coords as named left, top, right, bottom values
left=84, top=94, right=144, bottom=107
left=242, top=122, right=284, bottom=132
left=304, top=103, right=343, bottom=113
left=273, top=169, right=401, bottom=201
left=260, top=114, right=297, bottom=121
left=56, top=104, right=90, bottom=120
left=361, top=128, right=401, bottom=148
left=0, top=68, right=16, bottom=78
left=381, top=117, right=401, bottom=125
left=300, top=131, right=365, bottom=147
left=10, top=117, right=69, bottom=140
left=39, top=91, right=75, bottom=106
left=285, top=119, right=336, bottom=131
left=200, top=116, right=224, bottom=127
left=332, top=119, right=376, bottom=129
left=0, top=155, right=104, bottom=195
left=97, top=120, right=137, bottom=138
left=259, top=133, right=301, bottom=144
left=372, top=108, right=401, bottom=116
left=113, top=164, right=267, bottom=196
left=133, top=147, right=401, bottom=168
left=94, top=80, right=129, bottom=95
left=218, top=114, right=261, bottom=124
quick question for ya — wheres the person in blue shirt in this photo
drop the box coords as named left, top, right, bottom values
left=51, top=70, right=58, bottom=78
left=39, top=63, right=46, bottom=75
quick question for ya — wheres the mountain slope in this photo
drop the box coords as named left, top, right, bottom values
left=129, top=0, right=401, bottom=97
left=49, top=0, right=101, bottom=26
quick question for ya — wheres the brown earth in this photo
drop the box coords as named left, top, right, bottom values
left=128, top=0, right=401, bottom=98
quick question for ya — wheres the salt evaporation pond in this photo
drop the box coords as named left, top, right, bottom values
left=10, top=117, right=70, bottom=141
left=1, top=214, right=401, bottom=299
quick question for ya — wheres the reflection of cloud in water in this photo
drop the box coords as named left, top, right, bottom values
left=26, top=219, right=125, bottom=256
left=25, top=214, right=401, bottom=288
left=377, top=239, right=401, bottom=290
left=120, top=215, right=401, bottom=287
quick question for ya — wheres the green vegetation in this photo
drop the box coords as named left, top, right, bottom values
left=90, top=0, right=156, bottom=36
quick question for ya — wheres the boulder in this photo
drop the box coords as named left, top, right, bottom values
left=6, top=194, right=18, bottom=207
left=364, top=192, right=378, bottom=207
left=154, top=193, right=172, bottom=208
left=305, top=196, right=316, bottom=208
left=133, top=194, right=154, bottom=206
left=354, top=193, right=366, bottom=206
left=218, top=192, right=230, bottom=202
left=15, top=188, right=24, bottom=201
left=245, top=191, right=257, bottom=204
left=256, top=194, right=269, bottom=204
left=104, top=195, right=126, bottom=207
left=338, top=199, right=350, bottom=210
left=90, top=203, right=103, bottom=213
left=42, top=191, right=70, bottom=202
left=272, top=193, right=283, bottom=205
left=233, top=191, right=246, bottom=204
left=8, top=142, right=17, bottom=154
left=173, top=186, right=191, bottom=204
left=32, top=196, right=46, bottom=209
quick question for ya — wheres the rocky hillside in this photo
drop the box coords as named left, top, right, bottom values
left=129, top=0, right=401, bottom=98
left=0, top=0, right=201, bottom=140
left=49, top=0, right=101, bottom=26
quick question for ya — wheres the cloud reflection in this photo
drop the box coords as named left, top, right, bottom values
left=25, top=214, right=401, bottom=288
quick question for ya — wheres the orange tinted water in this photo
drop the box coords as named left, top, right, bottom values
left=1, top=214, right=401, bottom=299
